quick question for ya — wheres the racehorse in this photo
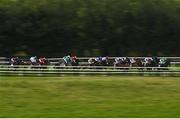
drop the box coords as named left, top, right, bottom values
left=37, top=58, right=50, bottom=69
left=158, top=58, right=171, bottom=70
left=143, top=57, right=161, bottom=70
left=10, top=59, right=31, bottom=69
left=88, top=58, right=101, bottom=66
left=38, top=58, right=50, bottom=65
left=58, top=57, right=78, bottom=66
left=71, top=58, right=79, bottom=66
left=59, top=58, right=70, bottom=66
left=163, top=60, right=170, bottom=67
left=114, top=58, right=131, bottom=67
left=131, top=58, right=143, bottom=67
left=88, top=57, right=112, bottom=66
left=143, top=58, right=153, bottom=67
left=88, top=58, right=96, bottom=66
left=101, top=57, right=112, bottom=66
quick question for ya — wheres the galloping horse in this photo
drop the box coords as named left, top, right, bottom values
left=88, top=58, right=101, bottom=66
left=88, top=58, right=94, bottom=66
left=58, top=55, right=79, bottom=66
left=130, top=58, right=144, bottom=67
left=71, top=57, right=79, bottom=66
left=158, top=58, right=171, bottom=70
left=114, top=57, right=131, bottom=67
left=144, top=58, right=153, bottom=67
left=39, top=58, right=50, bottom=65
left=88, top=57, right=111, bottom=66
left=143, top=57, right=160, bottom=70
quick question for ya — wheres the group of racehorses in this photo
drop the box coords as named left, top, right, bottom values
left=10, top=56, right=170, bottom=68
left=10, top=57, right=50, bottom=66
left=86, top=57, right=170, bottom=67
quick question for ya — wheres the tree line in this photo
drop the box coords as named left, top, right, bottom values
left=0, top=0, right=180, bottom=56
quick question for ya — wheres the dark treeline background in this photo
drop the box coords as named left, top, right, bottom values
left=0, top=0, right=180, bottom=57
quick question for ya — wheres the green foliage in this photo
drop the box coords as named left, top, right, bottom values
left=0, top=0, right=179, bottom=56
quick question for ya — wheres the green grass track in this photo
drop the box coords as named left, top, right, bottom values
left=0, top=76, right=180, bottom=117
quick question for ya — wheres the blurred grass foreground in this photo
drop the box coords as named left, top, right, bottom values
left=0, top=76, right=180, bottom=117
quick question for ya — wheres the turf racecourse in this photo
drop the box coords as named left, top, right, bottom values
left=0, top=76, right=180, bottom=118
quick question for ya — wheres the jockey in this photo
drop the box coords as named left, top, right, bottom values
left=144, top=57, right=153, bottom=64
left=10, top=57, right=20, bottom=66
left=114, top=57, right=130, bottom=66
left=114, top=57, right=122, bottom=66
left=39, top=57, right=46, bottom=65
left=115, top=57, right=121, bottom=63
left=124, top=57, right=131, bottom=64
left=71, top=55, right=77, bottom=62
left=101, top=56, right=109, bottom=65
left=63, top=55, right=72, bottom=66
left=130, top=58, right=136, bottom=64
left=116, top=57, right=126, bottom=63
left=88, top=58, right=94, bottom=65
left=71, top=54, right=79, bottom=66
left=159, top=58, right=167, bottom=67
left=30, top=56, right=38, bottom=65
left=102, top=56, right=108, bottom=61
left=152, top=56, right=160, bottom=66
left=95, top=56, right=102, bottom=63
left=115, top=57, right=125, bottom=64
left=143, top=57, right=153, bottom=67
